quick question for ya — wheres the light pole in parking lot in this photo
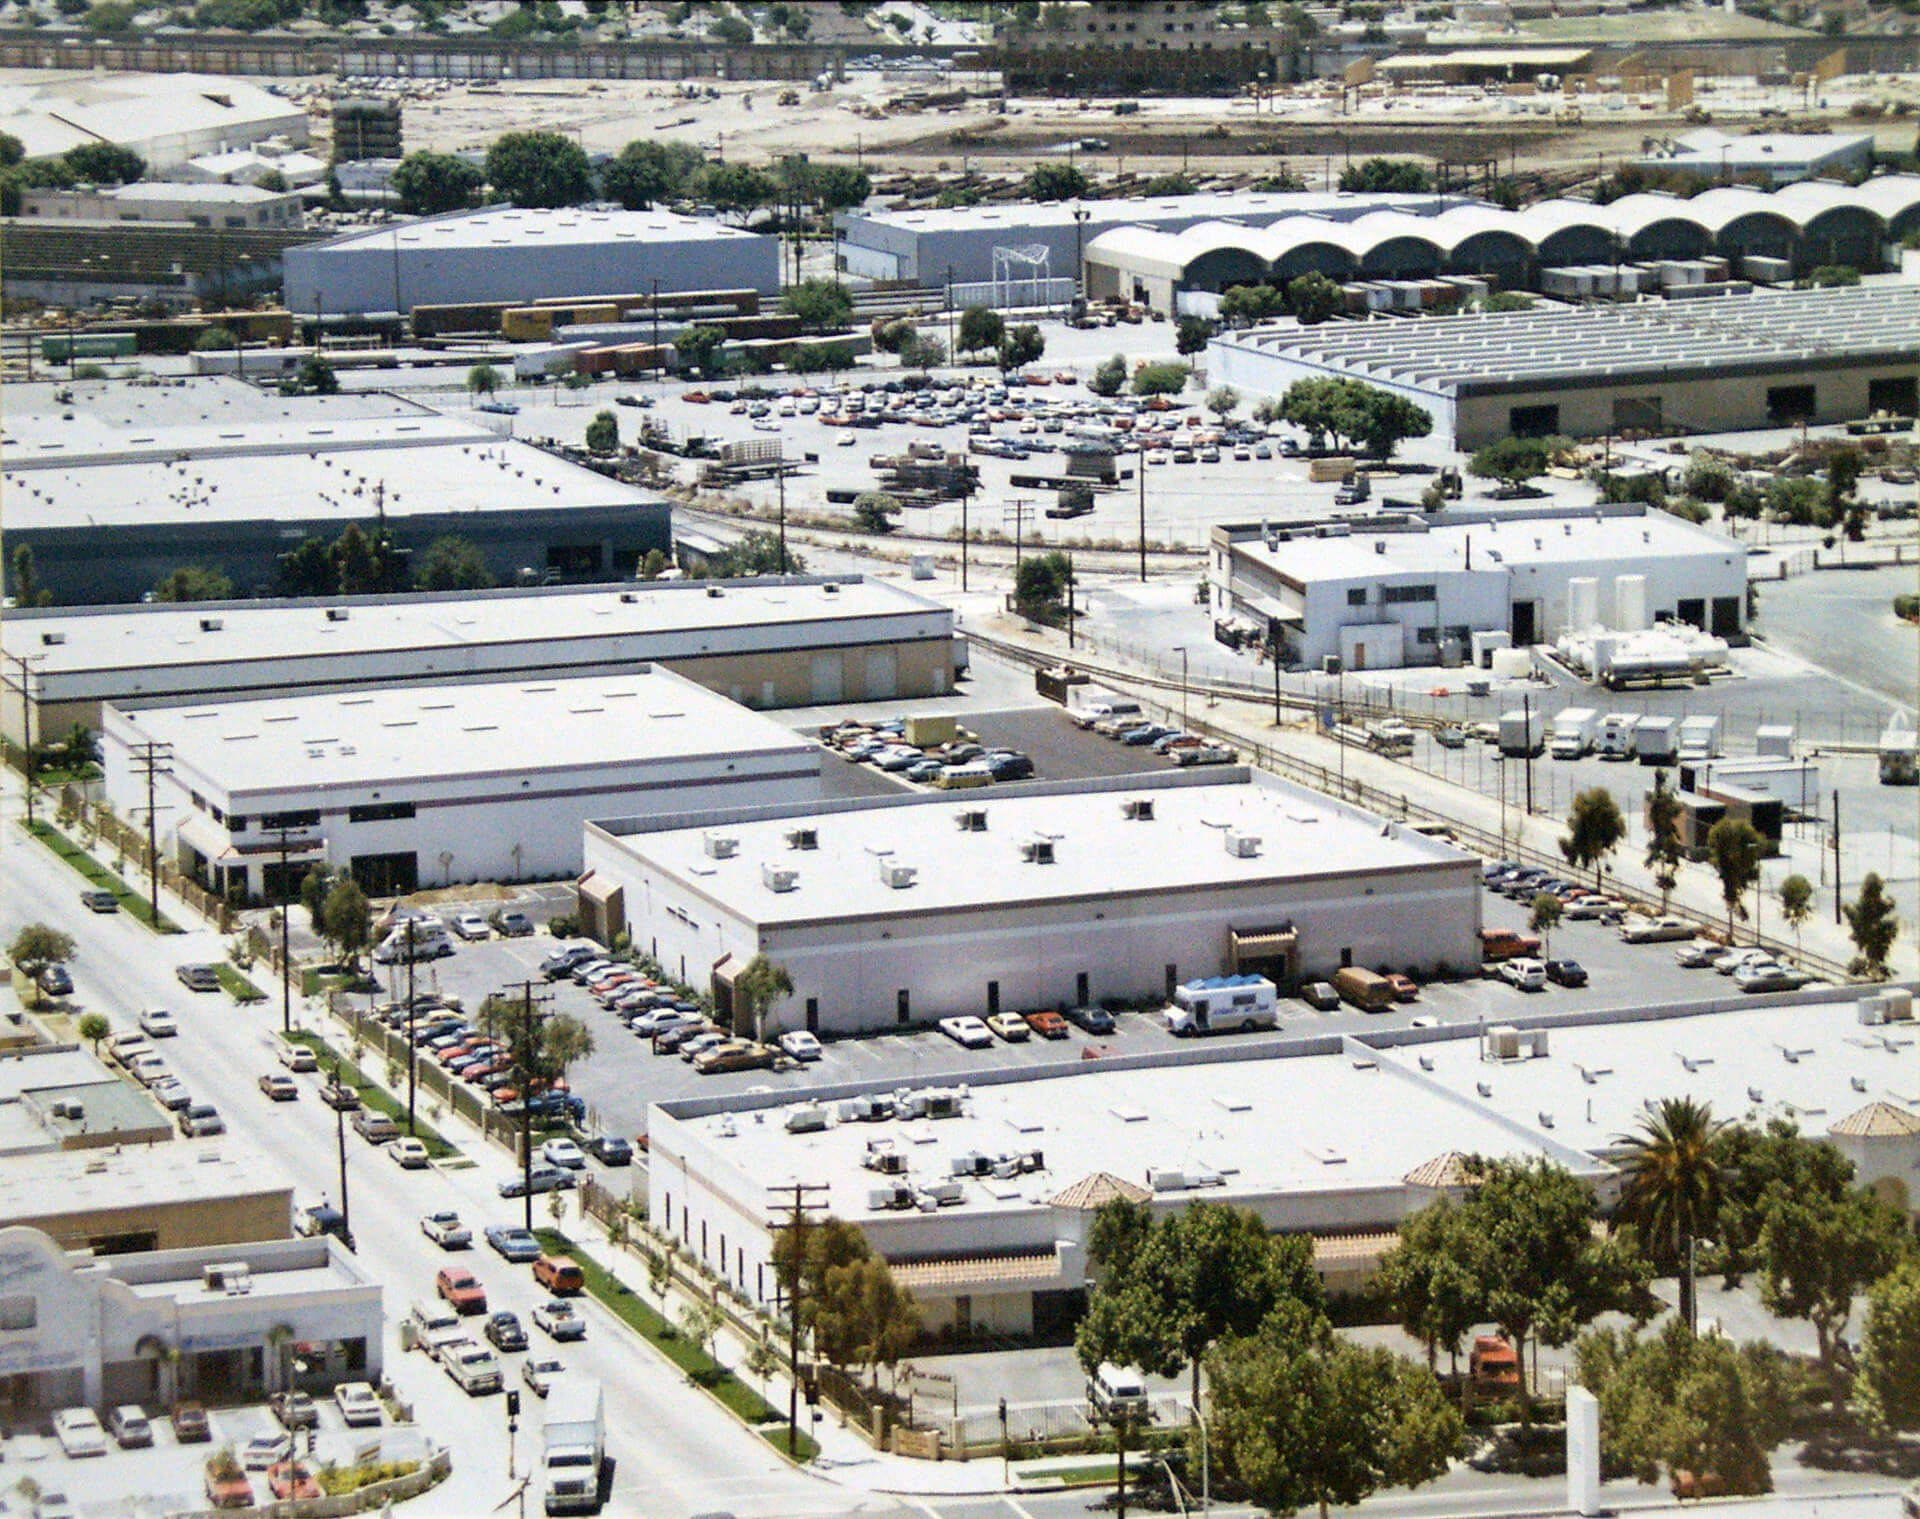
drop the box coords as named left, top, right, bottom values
left=332, top=1063, right=352, bottom=1245
left=1171, top=645, right=1190, bottom=734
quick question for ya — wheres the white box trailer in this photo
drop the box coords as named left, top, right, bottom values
left=543, top=1378, right=605, bottom=1515
left=1677, top=714, right=1722, bottom=762
left=1596, top=712, right=1638, bottom=759
left=1498, top=708, right=1545, bottom=758
left=1634, top=715, right=1678, bottom=765
left=1549, top=707, right=1599, bottom=759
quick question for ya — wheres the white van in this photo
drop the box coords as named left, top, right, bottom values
left=1089, top=1363, right=1150, bottom=1420
left=372, top=922, right=454, bottom=964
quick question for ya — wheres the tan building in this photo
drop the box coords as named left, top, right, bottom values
left=0, top=1142, right=292, bottom=1255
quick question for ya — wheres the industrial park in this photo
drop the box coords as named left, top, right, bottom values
left=0, top=5, right=1917, bottom=1519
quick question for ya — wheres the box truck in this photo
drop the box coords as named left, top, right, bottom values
left=1677, top=714, right=1722, bottom=762
left=1497, top=708, right=1545, bottom=758
left=1549, top=707, right=1599, bottom=759
left=1596, top=712, right=1638, bottom=759
left=1164, top=976, right=1279, bottom=1035
left=542, top=1378, right=605, bottom=1515
left=1634, top=715, right=1678, bottom=765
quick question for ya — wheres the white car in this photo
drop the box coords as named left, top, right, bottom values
left=541, top=1137, right=586, bottom=1170
left=388, top=1137, right=430, bottom=1169
left=522, top=1355, right=567, bottom=1397
left=137, top=1008, right=178, bottom=1038
left=778, top=1030, right=823, bottom=1062
left=940, top=1016, right=993, bottom=1050
left=678, top=1031, right=725, bottom=1064
left=532, top=1299, right=585, bottom=1341
left=1714, top=946, right=1774, bottom=976
left=51, top=1407, right=107, bottom=1458
left=240, top=1432, right=292, bottom=1471
left=450, top=912, right=491, bottom=941
left=1675, top=940, right=1725, bottom=968
left=420, top=1211, right=471, bottom=1249
left=1499, top=957, right=1548, bottom=992
left=333, top=1382, right=383, bottom=1428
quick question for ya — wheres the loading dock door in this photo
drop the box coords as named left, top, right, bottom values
left=810, top=653, right=844, bottom=704
left=864, top=649, right=897, bottom=701
left=1510, top=601, right=1537, bottom=647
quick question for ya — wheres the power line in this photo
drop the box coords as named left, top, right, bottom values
left=767, top=1180, right=829, bottom=1460
left=4, top=652, right=47, bottom=828
left=126, top=741, right=174, bottom=928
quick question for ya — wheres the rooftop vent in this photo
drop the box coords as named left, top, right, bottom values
left=199, top=617, right=224, bottom=632
left=879, top=859, right=918, bottom=889
left=785, top=1104, right=827, bottom=1134
left=703, top=833, right=738, bottom=859
left=954, top=809, right=988, bottom=832
left=761, top=864, right=799, bottom=893
left=39, top=632, right=65, bottom=646
left=706, top=585, right=724, bottom=598
left=1121, top=798, right=1155, bottom=821
left=1020, top=836, right=1056, bottom=864
left=620, top=592, right=638, bottom=603
left=203, top=1262, right=251, bottom=1295
left=1223, top=829, right=1262, bottom=858
left=785, top=827, right=818, bottom=851
left=325, top=608, right=350, bottom=622
left=822, top=582, right=839, bottom=595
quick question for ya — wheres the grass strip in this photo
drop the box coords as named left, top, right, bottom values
left=24, top=819, right=181, bottom=932
left=531, top=1228, right=818, bottom=1460
left=217, top=961, right=267, bottom=1003
left=285, top=1029, right=460, bottom=1161
left=1016, top=1463, right=1124, bottom=1486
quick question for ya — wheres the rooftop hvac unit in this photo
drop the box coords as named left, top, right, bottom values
left=784, top=1104, right=827, bottom=1134
left=839, top=1094, right=893, bottom=1123
left=1538, top=1111, right=1556, bottom=1129
left=326, top=607, right=350, bottom=622
left=1223, top=830, right=1261, bottom=858
left=951, top=1151, right=992, bottom=1178
left=1121, top=798, right=1155, bottom=821
left=1477, top=1081, right=1494, bottom=1098
left=1748, top=1086, right=1765, bottom=1103
left=1488, top=1025, right=1522, bottom=1060
left=703, top=833, right=738, bottom=859
left=761, top=865, right=799, bottom=893
left=921, top=1181, right=965, bottom=1207
left=785, top=827, right=818, bottom=851
left=203, top=1262, right=252, bottom=1295
left=1882, top=988, right=1913, bottom=1022
left=879, top=861, right=918, bottom=889
left=620, top=592, right=639, bottom=603
left=39, top=632, right=64, bottom=646
left=1148, top=1167, right=1189, bottom=1192
left=822, top=582, right=839, bottom=596
left=863, top=1147, right=907, bottom=1175
left=706, top=585, right=724, bottom=598
left=924, top=1089, right=962, bottom=1119
left=954, top=809, right=988, bottom=832
left=1859, top=996, right=1886, bottom=1027
left=1020, top=837, right=1056, bottom=864
left=869, top=1184, right=914, bottom=1211
left=199, top=617, right=224, bottom=632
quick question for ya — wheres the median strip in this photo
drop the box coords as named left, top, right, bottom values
left=285, top=1029, right=460, bottom=1161
left=23, top=819, right=181, bottom=932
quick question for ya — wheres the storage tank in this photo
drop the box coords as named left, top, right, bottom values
left=1613, top=575, right=1648, bottom=631
left=1567, top=577, right=1599, bottom=632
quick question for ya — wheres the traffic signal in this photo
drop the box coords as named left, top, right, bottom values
left=505, top=1390, right=520, bottom=1419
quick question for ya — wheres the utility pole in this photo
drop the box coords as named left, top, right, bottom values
left=1832, top=789, right=1842, bottom=925
left=1066, top=554, right=1077, bottom=650
left=945, top=263, right=955, bottom=358
left=776, top=463, right=788, bottom=575
left=5, top=652, right=46, bottom=828
left=767, top=1181, right=828, bottom=1460
left=334, top=1063, right=352, bottom=1243
left=1137, top=440, right=1148, bottom=583
left=651, top=277, right=661, bottom=381
left=1003, top=499, right=1028, bottom=580
left=405, top=919, right=418, bottom=1136
left=1522, top=690, right=1536, bottom=816
left=128, top=741, right=175, bottom=928
left=960, top=483, right=970, bottom=593
left=263, top=824, right=305, bottom=1036
left=501, top=979, right=554, bottom=1232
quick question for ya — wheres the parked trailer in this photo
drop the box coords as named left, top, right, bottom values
left=1498, top=708, right=1545, bottom=759
left=543, top=1378, right=605, bottom=1515
left=1677, top=714, right=1722, bottom=762
left=1634, top=715, right=1678, bottom=765
left=1549, top=707, right=1599, bottom=759
left=1596, top=712, right=1638, bottom=760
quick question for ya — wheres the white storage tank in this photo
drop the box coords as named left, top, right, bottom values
left=1567, top=577, right=1599, bottom=632
left=1613, top=574, right=1648, bottom=631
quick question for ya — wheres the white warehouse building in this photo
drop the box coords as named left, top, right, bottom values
left=581, top=768, right=1483, bottom=1036
left=101, top=666, right=820, bottom=901
left=286, top=205, right=781, bottom=319
left=1211, top=506, right=1749, bottom=671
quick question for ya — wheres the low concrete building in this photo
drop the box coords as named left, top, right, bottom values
left=0, top=1225, right=381, bottom=1413
left=0, top=71, right=308, bottom=172
left=1636, top=129, right=1876, bottom=188
left=2, top=576, right=958, bottom=751
left=17, top=181, right=304, bottom=230
left=102, top=666, right=821, bottom=899
left=0, top=1141, right=292, bottom=1255
left=0, top=1046, right=173, bottom=1155
left=1212, top=505, right=1748, bottom=669
left=583, top=769, right=1484, bottom=1035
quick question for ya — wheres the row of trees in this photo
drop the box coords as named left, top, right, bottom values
left=770, top=1215, right=919, bottom=1393
left=1259, top=376, right=1433, bottom=460
left=0, top=130, right=145, bottom=217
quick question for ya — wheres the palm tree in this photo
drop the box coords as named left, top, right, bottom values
left=1613, top=1097, right=1726, bottom=1334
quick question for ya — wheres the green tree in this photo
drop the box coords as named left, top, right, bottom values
left=390, top=150, right=483, bottom=215
left=709, top=11, right=752, bottom=43
left=639, top=548, right=669, bottom=581
left=321, top=877, right=370, bottom=969
left=677, top=1297, right=724, bottom=1369
left=598, top=139, right=704, bottom=210
left=276, top=536, right=336, bottom=597
left=77, top=1012, right=112, bottom=1052
left=1378, top=1199, right=1479, bottom=1377
left=1451, top=1157, right=1649, bottom=1417
left=63, top=141, right=144, bottom=184
left=1560, top=786, right=1626, bottom=889
left=815, top=1254, right=919, bottom=1390
left=673, top=324, right=727, bottom=378
left=296, top=354, right=339, bottom=395
left=152, top=565, right=234, bottom=602
left=1206, top=384, right=1241, bottom=421
left=780, top=278, right=853, bottom=333
left=1614, top=1097, right=1726, bottom=1334
left=996, top=323, right=1045, bottom=374
left=539, top=1012, right=595, bottom=1087
left=1806, top=263, right=1860, bottom=287
left=1338, top=156, right=1430, bottom=192
left=1087, top=352, right=1127, bottom=397
left=1207, top=1332, right=1462, bottom=1519
left=807, top=163, right=870, bottom=213
left=898, top=332, right=946, bottom=370
left=414, top=535, right=494, bottom=592
left=1710, top=1121, right=1856, bottom=1281
left=852, top=492, right=901, bottom=535
left=9, top=924, right=76, bottom=1008
left=1854, top=1258, right=1920, bottom=1431
left=0, top=132, right=21, bottom=169
left=1014, top=550, right=1071, bottom=619
left=706, top=530, right=798, bottom=578
left=1759, top=1183, right=1908, bottom=1407
left=1024, top=162, right=1088, bottom=201
left=332, top=522, right=405, bottom=596
left=9, top=544, right=52, bottom=607
left=1218, top=283, right=1282, bottom=324
left=956, top=305, right=1004, bottom=357
left=1286, top=270, right=1343, bottom=324
left=1131, top=361, right=1190, bottom=396
left=1175, top=316, right=1215, bottom=356
left=299, top=864, right=337, bottom=936
left=467, top=362, right=502, bottom=396
left=1777, top=873, right=1813, bottom=956
left=1682, top=451, right=1738, bottom=502
left=730, top=953, right=794, bottom=1043
left=700, top=161, right=776, bottom=221
left=1528, top=891, right=1562, bottom=955
left=1645, top=768, right=1683, bottom=912
left=1705, top=817, right=1763, bottom=942
left=1470, top=435, right=1551, bottom=490
left=193, top=325, right=239, bottom=352
left=485, top=130, right=594, bottom=209
left=1843, top=871, right=1899, bottom=979
left=584, top=409, right=620, bottom=456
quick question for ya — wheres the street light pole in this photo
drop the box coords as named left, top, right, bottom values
left=1172, top=646, right=1189, bottom=733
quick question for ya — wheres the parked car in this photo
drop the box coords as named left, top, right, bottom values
left=269, top=1391, right=318, bottom=1431
left=420, top=1211, right=471, bottom=1249
left=177, top=1102, right=225, bottom=1137
left=138, top=1008, right=178, bottom=1038
left=585, top=1134, right=633, bottom=1166
left=239, top=1433, right=292, bottom=1472
left=53, top=1408, right=107, bottom=1457
left=778, top=1030, right=823, bottom=1062
left=1734, top=961, right=1816, bottom=993
left=984, top=1012, right=1031, bottom=1043
left=484, top=1311, right=529, bottom=1353
left=80, top=888, right=120, bottom=914
left=1299, top=981, right=1341, bottom=1011
left=485, top=1225, right=543, bottom=1263
left=1065, top=1004, right=1115, bottom=1034
left=107, top=1405, right=153, bottom=1449
left=533, top=1255, right=586, bottom=1295
left=677, top=1031, right=726, bottom=1064
left=939, top=1016, right=993, bottom=1049
left=319, top=1081, right=361, bottom=1112
left=494, top=910, right=536, bottom=937
left=171, top=1402, right=211, bottom=1443
left=150, top=1077, right=192, bottom=1112
left=540, top=945, right=598, bottom=979
left=522, top=1355, right=567, bottom=1398
left=333, top=1383, right=382, bottom=1428
left=1619, top=915, right=1695, bottom=944
left=450, top=912, right=491, bottom=942
left=1675, top=940, right=1725, bottom=968
left=693, top=1040, right=777, bottom=1074
left=1386, top=974, right=1420, bottom=1002
left=175, top=963, right=220, bottom=992
left=352, top=1109, right=399, bottom=1144
left=258, top=1073, right=298, bottom=1102
left=437, top=1267, right=488, bottom=1315
left=1499, top=957, right=1548, bottom=992
left=1714, top=946, right=1774, bottom=976
left=389, top=1137, right=430, bottom=1169
left=497, top=1165, right=575, bottom=1199
left=532, top=1299, right=586, bottom=1341
left=1023, top=1010, right=1069, bottom=1039
left=1545, top=959, right=1589, bottom=988
left=37, top=963, right=73, bottom=998
left=541, top=1138, right=587, bottom=1170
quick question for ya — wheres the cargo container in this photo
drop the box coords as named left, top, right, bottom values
left=1498, top=708, right=1544, bottom=758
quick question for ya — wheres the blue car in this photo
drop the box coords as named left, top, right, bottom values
left=484, top=1225, right=542, bottom=1263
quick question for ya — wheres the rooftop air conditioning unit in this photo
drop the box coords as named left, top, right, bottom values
left=40, top=632, right=65, bottom=646
left=923, top=1089, right=962, bottom=1119
left=1223, top=830, right=1261, bottom=858
left=822, top=582, right=839, bottom=595
left=1020, top=837, right=1056, bottom=864
left=620, top=592, right=639, bottom=603
left=879, top=861, right=918, bottom=889
left=1538, top=1111, right=1555, bottom=1129
left=203, top=1262, right=252, bottom=1295
left=869, top=1184, right=914, bottom=1211
left=950, top=1151, right=992, bottom=1178
left=785, top=827, right=818, bottom=851
left=1121, top=798, right=1155, bottom=821
left=326, top=608, right=350, bottom=622
left=785, top=1104, right=827, bottom=1134
left=955, top=809, right=988, bottom=832
left=761, top=865, right=799, bottom=893
left=1148, top=1167, right=1188, bottom=1192
left=863, top=1147, right=906, bottom=1175
left=199, top=617, right=224, bottom=632
left=1489, top=1026, right=1522, bottom=1060
left=706, top=585, right=724, bottom=598
left=921, top=1181, right=965, bottom=1207
left=703, top=833, right=738, bottom=859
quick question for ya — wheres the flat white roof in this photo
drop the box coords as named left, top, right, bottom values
left=307, top=204, right=769, bottom=254
left=112, top=666, right=814, bottom=796
left=0, top=1138, right=288, bottom=1223
left=846, top=189, right=1456, bottom=236
left=5, top=577, right=949, bottom=688
left=98, top=182, right=290, bottom=205
left=1230, top=508, right=1744, bottom=583
left=599, top=771, right=1474, bottom=927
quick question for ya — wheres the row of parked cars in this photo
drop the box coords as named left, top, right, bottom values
left=1481, top=861, right=1628, bottom=924
left=1675, top=938, right=1818, bottom=993
left=822, top=719, right=1036, bottom=787
left=1067, top=705, right=1235, bottom=767
left=406, top=1249, right=588, bottom=1396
